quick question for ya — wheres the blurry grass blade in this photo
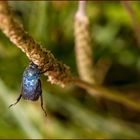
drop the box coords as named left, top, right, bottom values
left=28, top=1, right=48, bottom=41
left=46, top=92, right=140, bottom=138
left=0, top=79, right=43, bottom=139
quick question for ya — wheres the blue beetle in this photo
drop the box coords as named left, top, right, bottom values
left=9, top=62, right=47, bottom=116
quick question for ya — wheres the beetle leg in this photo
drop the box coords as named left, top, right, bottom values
left=40, top=93, right=47, bottom=117
left=9, top=94, right=22, bottom=108
left=39, top=69, right=47, bottom=74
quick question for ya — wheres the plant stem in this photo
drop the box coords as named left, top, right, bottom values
left=77, top=1, right=86, bottom=18
left=121, top=1, right=140, bottom=47
left=74, top=78, right=140, bottom=112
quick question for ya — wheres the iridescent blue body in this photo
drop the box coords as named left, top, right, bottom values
left=22, top=63, right=41, bottom=100
left=9, top=62, right=47, bottom=116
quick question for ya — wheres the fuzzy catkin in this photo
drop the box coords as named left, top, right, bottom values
left=0, top=1, right=72, bottom=87
left=75, top=14, right=95, bottom=84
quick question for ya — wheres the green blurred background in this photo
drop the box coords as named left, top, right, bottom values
left=0, top=1, right=140, bottom=139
